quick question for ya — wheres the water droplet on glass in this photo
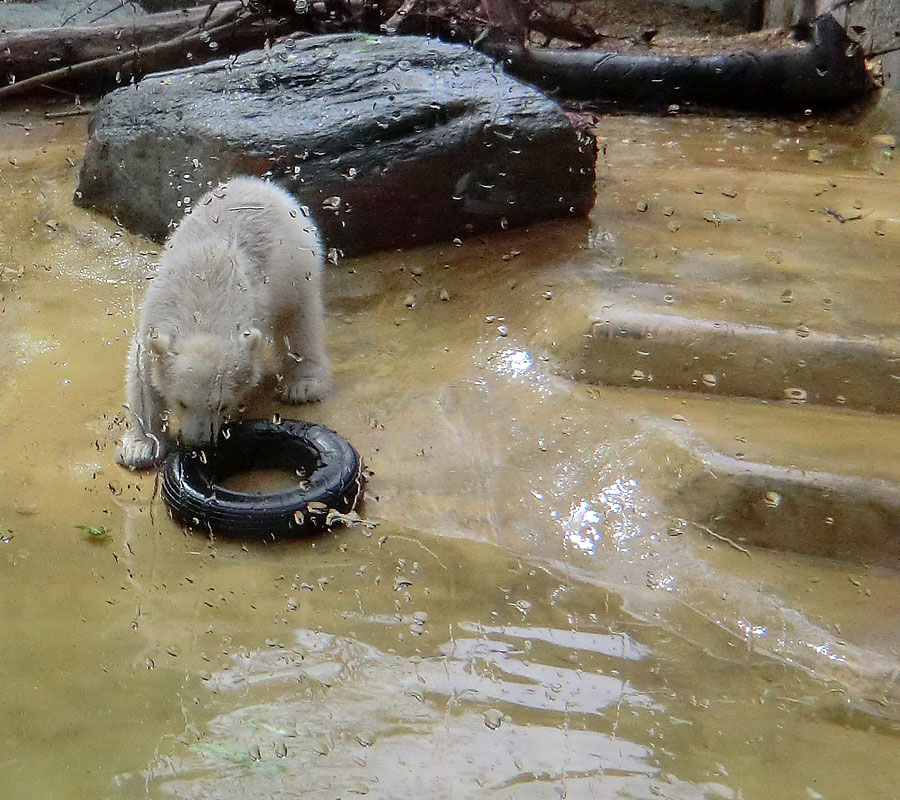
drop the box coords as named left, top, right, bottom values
left=784, top=387, right=807, bottom=404
left=701, top=373, right=717, bottom=389
left=630, top=369, right=645, bottom=382
left=763, top=491, right=781, bottom=509
left=397, top=59, right=412, bottom=71
left=795, top=323, right=810, bottom=338
left=483, top=709, right=504, bottom=730
left=404, top=294, right=416, bottom=308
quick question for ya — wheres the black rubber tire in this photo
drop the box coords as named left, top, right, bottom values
left=161, top=418, right=364, bottom=538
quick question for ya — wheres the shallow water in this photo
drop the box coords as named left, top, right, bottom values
left=1, top=101, right=900, bottom=799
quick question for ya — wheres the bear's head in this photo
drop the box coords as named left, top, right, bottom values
left=146, top=328, right=265, bottom=447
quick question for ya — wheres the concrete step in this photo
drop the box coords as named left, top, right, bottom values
left=671, top=450, right=900, bottom=569
left=574, top=308, right=900, bottom=413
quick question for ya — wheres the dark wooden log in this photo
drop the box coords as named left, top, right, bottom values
left=0, top=2, right=291, bottom=99
left=481, top=13, right=875, bottom=113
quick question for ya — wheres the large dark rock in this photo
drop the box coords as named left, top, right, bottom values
left=75, top=33, right=596, bottom=255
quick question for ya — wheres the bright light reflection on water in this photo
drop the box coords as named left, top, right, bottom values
left=806, top=642, right=847, bottom=663
left=491, top=347, right=533, bottom=377
left=563, top=477, right=644, bottom=556
left=738, top=619, right=768, bottom=640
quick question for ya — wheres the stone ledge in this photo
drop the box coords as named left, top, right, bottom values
left=575, top=309, right=900, bottom=413
left=675, top=452, right=900, bottom=569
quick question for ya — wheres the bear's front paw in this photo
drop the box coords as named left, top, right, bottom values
left=116, top=432, right=164, bottom=471
left=278, top=372, right=333, bottom=404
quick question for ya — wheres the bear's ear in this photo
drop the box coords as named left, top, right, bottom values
left=242, top=327, right=264, bottom=355
left=147, top=330, right=174, bottom=358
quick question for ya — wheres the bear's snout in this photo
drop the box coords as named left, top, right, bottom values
left=176, top=412, right=222, bottom=448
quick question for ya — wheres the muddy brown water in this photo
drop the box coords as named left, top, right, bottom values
left=1, top=100, right=900, bottom=799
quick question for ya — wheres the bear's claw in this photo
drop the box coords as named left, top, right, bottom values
left=117, top=433, right=163, bottom=471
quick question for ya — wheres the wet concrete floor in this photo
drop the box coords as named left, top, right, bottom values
left=1, top=98, right=900, bottom=799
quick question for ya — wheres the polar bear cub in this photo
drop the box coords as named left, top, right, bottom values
left=117, top=176, right=332, bottom=470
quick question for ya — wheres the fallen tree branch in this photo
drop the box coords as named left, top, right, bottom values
left=480, top=13, right=875, bottom=113
left=0, top=4, right=296, bottom=101
left=0, top=3, right=248, bottom=88
left=382, top=0, right=420, bottom=34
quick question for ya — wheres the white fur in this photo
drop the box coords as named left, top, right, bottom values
left=117, top=176, right=332, bottom=470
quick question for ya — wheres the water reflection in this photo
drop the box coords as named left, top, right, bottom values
left=490, top=347, right=534, bottom=377
left=737, top=619, right=768, bottom=641
left=562, top=477, right=644, bottom=555
left=456, top=621, right=651, bottom=660
left=806, top=642, right=847, bottom=664
left=152, top=626, right=710, bottom=799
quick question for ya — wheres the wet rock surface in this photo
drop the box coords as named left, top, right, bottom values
left=75, top=33, right=596, bottom=255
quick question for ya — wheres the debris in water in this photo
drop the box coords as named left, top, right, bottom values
left=74, top=523, right=111, bottom=539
